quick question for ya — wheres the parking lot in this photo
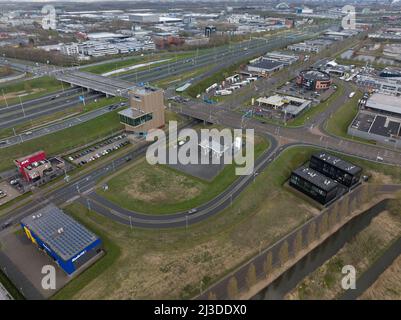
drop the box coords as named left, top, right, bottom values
left=0, top=229, right=70, bottom=299
left=276, top=78, right=335, bottom=103
left=167, top=141, right=227, bottom=181
left=67, top=134, right=130, bottom=166
left=0, top=181, right=22, bottom=206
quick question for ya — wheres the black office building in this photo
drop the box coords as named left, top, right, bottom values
left=309, top=152, right=362, bottom=188
left=290, top=166, right=339, bottom=205
left=205, top=26, right=216, bottom=37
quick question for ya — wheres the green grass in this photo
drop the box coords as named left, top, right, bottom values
left=0, top=76, right=63, bottom=107
left=186, top=55, right=256, bottom=98
left=0, top=191, right=32, bottom=216
left=0, top=96, right=123, bottom=140
left=325, top=90, right=362, bottom=138
left=52, top=203, right=121, bottom=300
left=97, top=135, right=269, bottom=214
left=50, top=146, right=401, bottom=300
left=324, top=91, right=378, bottom=145
left=154, top=64, right=215, bottom=89
left=82, top=52, right=194, bottom=75
left=0, top=110, right=123, bottom=172
left=0, top=269, right=25, bottom=300
left=287, top=84, right=345, bottom=127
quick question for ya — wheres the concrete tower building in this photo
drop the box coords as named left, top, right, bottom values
left=118, top=86, right=165, bottom=135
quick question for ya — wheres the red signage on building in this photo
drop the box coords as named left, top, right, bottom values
left=14, top=151, right=46, bottom=181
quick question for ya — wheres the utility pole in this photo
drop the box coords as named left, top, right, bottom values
left=18, top=95, right=25, bottom=118
left=2, top=89, right=8, bottom=107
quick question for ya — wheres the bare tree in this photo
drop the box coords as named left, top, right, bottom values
left=263, top=251, right=273, bottom=278
left=318, top=212, right=329, bottom=236
left=278, top=240, right=289, bottom=266
left=227, top=277, right=239, bottom=299
left=307, top=221, right=316, bottom=246
left=208, top=291, right=217, bottom=300
left=328, top=209, right=337, bottom=230
left=293, top=230, right=303, bottom=255
left=340, top=194, right=350, bottom=219
left=246, top=263, right=257, bottom=289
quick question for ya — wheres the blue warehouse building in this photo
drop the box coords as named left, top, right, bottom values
left=21, top=204, right=102, bottom=275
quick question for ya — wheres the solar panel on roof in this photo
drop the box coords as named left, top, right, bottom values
left=21, top=204, right=99, bottom=261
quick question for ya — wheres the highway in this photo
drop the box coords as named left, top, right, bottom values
left=0, top=23, right=326, bottom=136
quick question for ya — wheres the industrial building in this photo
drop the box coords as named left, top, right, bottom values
left=313, top=59, right=352, bottom=77
left=129, top=13, right=159, bottom=24
left=21, top=205, right=102, bottom=275
left=355, top=74, right=401, bottom=95
left=256, top=94, right=312, bottom=118
left=118, top=86, right=165, bottom=135
left=205, top=26, right=217, bottom=37
left=296, top=69, right=332, bottom=90
left=287, top=42, right=322, bottom=53
left=247, top=59, right=284, bottom=75
left=363, top=93, right=401, bottom=117
left=348, top=93, right=401, bottom=147
left=263, top=52, right=299, bottom=66
left=290, top=166, right=339, bottom=205
left=309, top=152, right=362, bottom=188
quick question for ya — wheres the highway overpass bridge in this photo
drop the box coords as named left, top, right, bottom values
left=54, top=70, right=137, bottom=98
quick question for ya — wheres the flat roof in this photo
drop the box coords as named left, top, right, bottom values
left=257, top=95, right=285, bottom=107
left=21, top=205, right=99, bottom=262
left=300, top=69, right=331, bottom=81
left=293, top=166, right=338, bottom=192
left=369, top=115, right=401, bottom=137
left=15, top=150, right=45, bottom=163
left=312, top=152, right=361, bottom=175
left=366, top=93, right=401, bottom=115
left=250, top=59, right=284, bottom=71
left=118, top=107, right=149, bottom=119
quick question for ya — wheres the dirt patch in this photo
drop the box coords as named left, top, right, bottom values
left=4, top=88, right=44, bottom=99
left=122, top=164, right=204, bottom=204
left=286, top=210, right=401, bottom=300
left=360, top=254, right=401, bottom=300
left=367, top=171, right=395, bottom=185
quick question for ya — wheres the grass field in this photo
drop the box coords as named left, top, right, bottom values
left=186, top=56, right=255, bottom=98
left=97, top=133, right=268, bottom=214
left=51, top=145, right=401, bottom=300
left=0, top=76, right=63, bottom=107
left=0, top=96, right=123, bottom=140
left=325, top=90, right=362, bottom=138
left=82, top=52, right=194, bottom=75
left=153, top=64, right=215, bottom=89
left=0, top=109, right=185, bottom=173
left=0, top=269, right=24, bottom=300
left=287, top=83, right=345, bottom=127
left=361, top=244, right=401, bottom=300
left=324, top=91, right=377, bottom=145
left=0, top=110, right=123, bottom=172
left=286, top=207, right=401, bottom=300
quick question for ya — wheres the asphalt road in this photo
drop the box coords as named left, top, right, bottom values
left=0, top=23, right=327, bottom=138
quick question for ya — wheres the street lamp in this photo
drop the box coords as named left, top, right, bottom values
left=18, top=95, right=26, bottom=118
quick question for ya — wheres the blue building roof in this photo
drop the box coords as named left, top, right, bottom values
left=21, top=205, right=99, bottom=262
